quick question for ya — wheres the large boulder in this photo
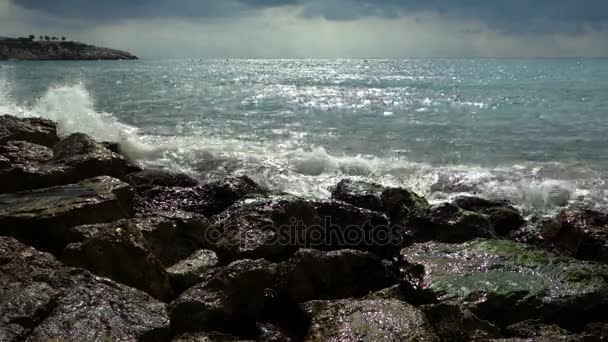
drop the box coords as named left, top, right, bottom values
left=134, top=175, right=267, bottom=217
left=170, top=259, right=283, bottom=335
left=126, top=169, right=199, bottom=190
left=398, top=239, right=608, bottom=329
left=541, top=208, right=608, bottom=264
left=0, top=115, right=58, bottom=147
left=301, top=299, right=439, bottom=341
left=281, top=249, right=395, bottom=303
left=0, top=236, right=170, bottom=342
left=51, top=132, right=131, bottom=180
left=0, top=176, right=133, bottom=254
left=331, top=179, right=429, bottom=222
left=167, top=249, right=220, bottom=293
left=134, top=212, right=218, bottom=267
left=452, top=196, right=525, bottom=236
left=214, top=197, right=321, bottom=262
left=62, top=219, right=173, bottom=301
left=0, top=140, right=54, bottom=164
left=407, top=203, right=495, bottom=243
left=420, top=302, right=502, bottom=341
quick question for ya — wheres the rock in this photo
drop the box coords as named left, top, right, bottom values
left=0, top=236, right=170, bottom=342
left=313, top=200, right=402, bottom=257
left=0, top=176, right=133, bottom=254
left=281, top=249, right=395, bottom=303
left=126, top=169, right=199, bottom=189
left=504, top=320, right=573, bottom=339
left=421, top=302, right=502, bottom=341
left=301, top=299, right=439, bottom=341
left=134, top=212, right=218, bottom=267
left=331, top=179, right=385, bottom=211
left=452, top=196, right=525, bottom=236
left=62, top=219, right=173, bottom=301
left=52, top=132, right=130, bottom=180
left=331, top=179, right=429, bottom=222
left=170, top=259, right=283, bottom=335
left=215, top=197, right=321, bottom=262
left=398, top=239, right=608, bottom=328
left=172, top=332, right=252, bottom=341
left=0, top=115, right=58, bottom=147
left=408, top=203, right=495, bottom=243
left=0, top=40, right=138, bottom=61
left=167, top=249, right=220, bottom=293
left=582, top=321, right=608, bottom=340
left=135, top=175, right=267, bottom=217
left=541, top=209, right=608, bottom=264
left=0, top=140, right=54, bottom=164
left=256, top=322, right=294, bottom=342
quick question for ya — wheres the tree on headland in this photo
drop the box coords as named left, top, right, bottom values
left=28, top=34, right=35, bottom=41
left=44, top=36, right=50, bottom=41
left=39, top=35, right=43, bottom=40
left=51, top=37, right=57, bottom=41
left=61, top=36, right=66, bottom=41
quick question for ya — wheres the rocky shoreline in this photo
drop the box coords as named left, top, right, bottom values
left=0, top=40, right=137, bottom=61
left=1, top=114, right=608, bottom=341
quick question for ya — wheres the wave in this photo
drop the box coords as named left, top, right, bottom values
left=1, top=74, right=604, bottom=216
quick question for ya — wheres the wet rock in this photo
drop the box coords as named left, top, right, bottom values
left=421, top=302, right=502, bottom=341
left=52, top=132, right=130, bottom=180
left=256, top=322, right=294, bottom=342
left=0, top=176, right=133, bottom=254
left=0, top=140, right=53, bottom=164
left=167, top=249, right=220, bottom=293
left=398, top=239, right=608, bottom=328
left=541, top=209, right=608, bottom=264
left=0, top=115, right=58, bottom=147
left=215, top=197, right=321, bottom=262
left=505, top=320, right=573, bottom=339
left=582, top=321, right=608, bottom=340
left=172, top=332, right=252, bottom=341
left=170, top=259, right=283, bottom=335
left=301, top=299, right=439, bottom=341
left=313, top=200, right=401, bottom=257
left=331, top=179, right=384, bottom=211
left=452, top=196, right=525, bottom=236
left=281, top=249, right=395, bottom=303
left=331, top=179, right=429, bottom=222
left=126, top=169, right=199, bottom=190
left=171, top=324, right=292, bottom=342
left=135, top=175, right=267, bottom=217
left=364, top=285, right=409, bottom=301
left=134, top=212, right=218, bottom=267
left=408, top=203, right=495, bottom=242
left=0, top=236, right=170, bottom=342
left=62, top=219, right=173, bottom=301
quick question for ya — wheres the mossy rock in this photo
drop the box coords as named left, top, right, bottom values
left=399, top=239, right=608, bottom=328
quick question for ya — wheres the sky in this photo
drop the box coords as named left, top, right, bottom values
left=1, top=0, right=608, bottom=58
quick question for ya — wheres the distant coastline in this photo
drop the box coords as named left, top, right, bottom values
left=0, top=36, right=137, bottom=61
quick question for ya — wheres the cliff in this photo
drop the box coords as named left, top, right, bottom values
left=0, top=39, right=137, bottom=61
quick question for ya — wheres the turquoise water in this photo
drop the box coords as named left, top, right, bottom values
left=1, top=59, right=607, bottom=213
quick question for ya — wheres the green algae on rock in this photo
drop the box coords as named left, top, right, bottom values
left=399, top=239, right=608, bottom=328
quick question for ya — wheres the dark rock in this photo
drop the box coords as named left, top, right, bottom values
left=52, top=132, right=130, bottom=180
left=541, top=209, right=608, bottom=264
left=408, top=203, right=495, bottom=242
left=505, top=320, right=573, bottom=339
left=0, top=140, right=53, bottom=164
left=421, top=302, right=502, bottom=341
left=301, top=299, right=439, bottom=341
left=126, top=169, right=199, bottom=189
left=215, top=196, right=321, bottom=262
left=281, top=249, right=395, bottom=303
left=398, top=239, right=608, bottom=329
left=582, top=321, right=608, bottom=340
left=170, top=259, right=283, bottom=335
left=167, top=249, right=220, bottom=293
left=331, top=179, right=384, bottom=211
left=62, top=219, right=173, bottom=301
left=364, top=285, right=409, bottom=301
left=0, top=236, right=170, bottom=342
left=331, top=179, right=429, bottom=222
left=256, top=322, right=294, bottom=342
left=0, top=115, right=58, bottom=147
left=135, top=175, right=267, bottom=217
left=172, top=332, right=252, bottom=341
left=452, top=196, right=525, bottom=236
left=313, top=200, right=402, bottom=257
left=0, top=176, right=133, bottom=254
left=134, top=212, right=218, bottom=267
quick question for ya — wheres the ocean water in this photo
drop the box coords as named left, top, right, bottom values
left=1, top=59, right=607, bottom=215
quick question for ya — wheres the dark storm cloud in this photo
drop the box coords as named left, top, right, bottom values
left=11, top=0, right=608, bottom=33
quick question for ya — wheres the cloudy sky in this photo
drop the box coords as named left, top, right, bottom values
left=1, top=0, right=607, bottom=58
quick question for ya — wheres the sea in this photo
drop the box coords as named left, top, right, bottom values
left=1, top=59, right=607, bottom=216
